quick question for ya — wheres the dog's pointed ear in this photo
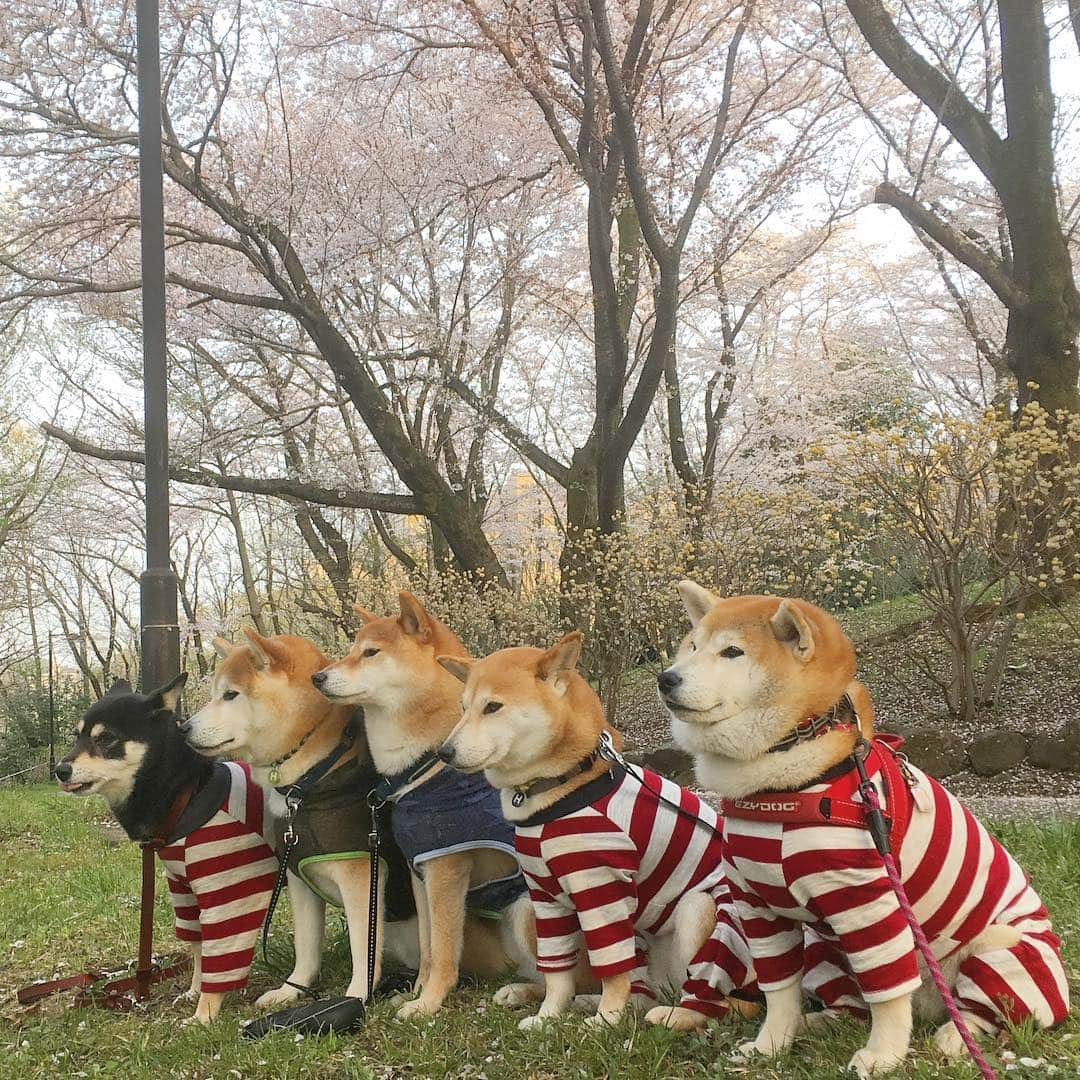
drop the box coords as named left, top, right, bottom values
left=770, top=599, right=816, bottom=663
left=536, top=632, right=582, bottom=695
left=105, top=679, right=132, bottom=698
left=353, top=603, right=378, bottom=625
left=242, top=627, right=290, bottom=671
left=398, top=591, right=435, bottom=643
left=678, top=580, right=718, bottom=627
left=242, top=627, right=270, bottom=669
left=438, top=655, right=474, bottom=683
left=211, top=636, right=232, bottom=660
left=146, top=672, right=188, bottom=714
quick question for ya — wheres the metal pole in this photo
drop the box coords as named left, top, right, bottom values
left=136, top=0, right=179, bottom=694
left=47, top=632, right=55, bottom=778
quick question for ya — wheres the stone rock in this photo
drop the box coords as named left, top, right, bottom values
left=968, top=731, right=1029, bottom=777
left=1029, top=736, right=1068, bottom=771
left=1062, top=718, right=1080, bottom=772
left=625, top=741, right=697, bottom=786
left=899, top=730, right=968, bottom=778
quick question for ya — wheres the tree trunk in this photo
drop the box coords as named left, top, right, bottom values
left=997, top=1, right=1080, bottom=416
left=559, top=439, right=600, bottom=627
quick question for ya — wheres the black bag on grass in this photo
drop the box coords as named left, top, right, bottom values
left=242, top=995, right=365, bottom=1039
left=241, top=970, right=418, bottom=1039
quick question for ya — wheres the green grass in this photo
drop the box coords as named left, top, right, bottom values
left=2, top=787, right=1079, bottom=1078
left=835, top=591, right=931, bottom=643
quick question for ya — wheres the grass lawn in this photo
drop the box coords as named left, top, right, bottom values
left=2, top=786, right=1079, bottom=1079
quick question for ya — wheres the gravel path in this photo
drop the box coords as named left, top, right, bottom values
left=958, top=795, right=1080, bottom=822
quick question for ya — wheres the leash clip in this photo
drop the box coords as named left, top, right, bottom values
left=597, top=730, right=623, bottom=765
left=853, top=740, right=892, bottom=857
left=282, top=791, right=303, bottom=845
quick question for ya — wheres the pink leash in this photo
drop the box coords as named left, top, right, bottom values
left=856, top=748, right=998, bottom=1080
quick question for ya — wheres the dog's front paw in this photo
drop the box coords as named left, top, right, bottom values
left=493, top=982, right=545, bottom=1008
left=518, top=1012, right=549, bottom=1031
left=734, top=1025, right=797, bottom=1060
left=644, top=1005, right=705, bottom=1031
left=734, top=1039, right=760, bottom=1060
left=928, top=1015, right=989, bottom=1058
left=255, top=984, right=302, bottom=1010
left=191, top=992, right=223, bottom=1025
left=847, top=1046, right=905, bottom=1078
left=396, top=996, right=440, bottom=1021
left=584, top=1008, right=623, bottom=1029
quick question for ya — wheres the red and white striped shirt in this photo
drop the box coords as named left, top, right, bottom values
left=515, top=767, right=727, bottom=978
left=723, top=748, right=1067, bottom=1016
left=158, top=762, right=279, bottom=993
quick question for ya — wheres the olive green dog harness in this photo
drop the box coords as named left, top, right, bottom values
left=275, top=755, right=414, bottom=921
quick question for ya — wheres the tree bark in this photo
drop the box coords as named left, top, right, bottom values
left=847, top=0, right=1080, bottom=417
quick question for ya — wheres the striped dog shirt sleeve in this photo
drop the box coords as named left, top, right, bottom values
left=165, top=870, right=201, bottom=944
left=530, top=818, right=642, bottom=978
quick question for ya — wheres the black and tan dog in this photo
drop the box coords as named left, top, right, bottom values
left=57, top=675, right=279, bottom=1023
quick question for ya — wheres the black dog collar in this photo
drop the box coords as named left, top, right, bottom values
left=766, top=693, right=860, bottom=755
left=369, top=751, right=443, bottom=807
left=510, top=746, right=604, bottom=808
left=274, top=713, right=361, bottom=804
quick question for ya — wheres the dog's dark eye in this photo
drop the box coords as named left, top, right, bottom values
left=720, top=646, right=744, bottom=659
left=688, top=641, right=697, bottom=652
left=362, top=647, right=380, bottom=658
left=96, top=734, right=121, bottom=755
left=222, top=690, right=239, bottom=701
left=483, top=701, right=503, bottom=715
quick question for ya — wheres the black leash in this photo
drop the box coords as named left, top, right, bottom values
left=365, top=795, right=384, bottom=1001
left=259, top=715, right=362, bottom=997
left=594, top=731, right=729, bottom=844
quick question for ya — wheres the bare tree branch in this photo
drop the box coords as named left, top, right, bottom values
left=41, top=423, right=418, bottom=514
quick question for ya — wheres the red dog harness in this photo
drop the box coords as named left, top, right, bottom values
left=720, top=735, right=915, bottom=846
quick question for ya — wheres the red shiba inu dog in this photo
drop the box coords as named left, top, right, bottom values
left=312, top=593, right=538, bottom=1019
left=437, top=632, right=760, bottom=1031
left=658, top=584, right=1069, bottom=1077
left=183, top=631, right=417, bottom=1008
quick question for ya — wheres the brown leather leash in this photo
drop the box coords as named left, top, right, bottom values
left=18, top=786, right=196, bottom=1012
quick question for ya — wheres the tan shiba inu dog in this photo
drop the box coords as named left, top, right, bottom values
left=437, top=634, right=760, bottom=1032
left=312, top=593, right=538, bottom=1019
left=183, top=630, right=417, bottom=1007
left=659, top=584, right=1069, bottom=1077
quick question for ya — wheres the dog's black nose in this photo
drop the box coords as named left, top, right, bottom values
left=657, top=669, right=682, bottom=694
left=311, top=671, right=328, bottom=688
left=55, top=761, right=72, bottom=782
left=436, top=743, right=455, bottom=765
